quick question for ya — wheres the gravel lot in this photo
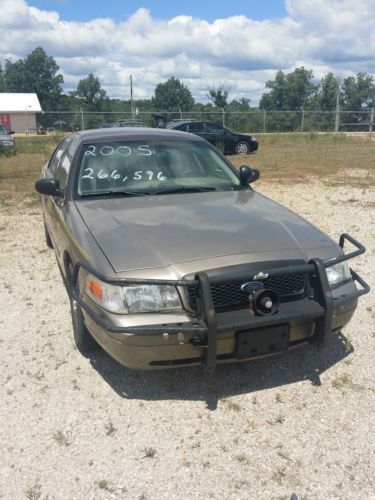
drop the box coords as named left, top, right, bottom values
left=0, top=179, right=374, bottom=499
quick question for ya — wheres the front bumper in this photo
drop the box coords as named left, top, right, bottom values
left=71, top=234, right=369, bottom=371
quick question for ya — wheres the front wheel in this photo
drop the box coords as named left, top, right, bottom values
left=70, top=296, right=98, bottom=354
left=235, top=141, right=250, bottom=155
left=44, top=220, right=53, bottom=249
left=68, top=262, right=98, bottom=354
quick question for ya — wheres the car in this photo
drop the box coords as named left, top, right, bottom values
left=112, top=119, right=146, bottom=128
left=0, top=124, right=16, bottom=154
left=166, top=120, right=258, bottom=155
left=35, top=128, right=369, bottom=371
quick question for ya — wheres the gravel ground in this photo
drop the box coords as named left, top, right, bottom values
left=0, top=180, right=374, bottom=500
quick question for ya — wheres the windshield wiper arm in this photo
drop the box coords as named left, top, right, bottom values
left=153, top=186, right=216, bottom=195
left=80, top=190, right=149, bottom=198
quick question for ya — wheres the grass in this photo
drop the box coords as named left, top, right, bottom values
left=230, top=133, right=375, bottom=187
left=0, top=133, right=374, bottom=207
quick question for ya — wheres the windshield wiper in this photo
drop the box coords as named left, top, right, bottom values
left=153, top=186, right=217, bottom=195
left=80, top=190, right=149, bottom=198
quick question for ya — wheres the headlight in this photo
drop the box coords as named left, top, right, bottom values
left=251, top=136, right=257, bottom=141
left=85, top=274, right=182, bottom=314
left=1, top=140, right=14, bottom=146
left=325, top=261, right=351, bottom=287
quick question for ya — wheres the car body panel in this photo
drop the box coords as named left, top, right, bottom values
left=75, top=190, right=337, bottom=273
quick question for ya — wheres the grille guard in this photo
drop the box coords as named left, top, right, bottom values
left=70, top=233, right=370, bottom=372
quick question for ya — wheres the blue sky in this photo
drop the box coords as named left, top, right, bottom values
left=1, top=1, right=374, bottom=103
left=28, top=0, right=287, bottom=22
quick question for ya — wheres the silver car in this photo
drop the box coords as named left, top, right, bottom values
left=35, top=128, right=369, bottom=371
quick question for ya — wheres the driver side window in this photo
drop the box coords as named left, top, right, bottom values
left=48, top=138, right=72, bottom=177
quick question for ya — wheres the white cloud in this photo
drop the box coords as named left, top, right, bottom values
left=0, top=0, right=374, bottom=104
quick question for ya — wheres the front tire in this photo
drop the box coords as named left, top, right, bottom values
left=70, top=296, right=98, bottom=354
left=44, top=221, right=53, bottom=249
left=68, top=262, right=97, bottom=354
left=235, top=141, right=250, bottom=155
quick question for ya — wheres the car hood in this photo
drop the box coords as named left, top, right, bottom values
left=76, top=190, right=336, bottom=273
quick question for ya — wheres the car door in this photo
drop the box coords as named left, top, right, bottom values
left=43, top=138, right=73, bottom=248
left=203, top=123, right=228, bottom=152
left=49, top=138, right=79, bottom=265
left=186, top=122, right=207, bottom=141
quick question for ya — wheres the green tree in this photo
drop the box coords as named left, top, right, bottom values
left=71, top=73, right=107, bottom=110
left=4, top=47, right=63, bottom=110
left=259, top=67, right=317, bottom=131
left=260, top=67, right=316, bottom=111
left=318, top=72, right=340, bottom=111
left=207, top=83, right=231, bottom=109
left=3, top=58, right=27, bottom=92
left=341, top=72, right=375, bottom=110
left=0, top=63, right=5, bottom=92
left=152, top=77, right=194, bottom=111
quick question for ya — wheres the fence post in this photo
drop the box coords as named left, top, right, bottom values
left=370, top=107, right=374, bottom=133
left=222, top=108, right=225, bottom=127
left=334, top=87, right=340, bottom=133
left=300, top=107, right=304, bottom=132
left=263, top=109, right=266, bottom=133
left=80, top=107, right=85, bottom=130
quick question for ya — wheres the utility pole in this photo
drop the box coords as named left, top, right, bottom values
left=369, top=107, right=374, bottom=133
left=130, top=75, right=135, bottom=119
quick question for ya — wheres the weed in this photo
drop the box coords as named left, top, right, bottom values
left=343, top=335, right=353, bottom=352
left=272, top=466, right=287, bottom=484
left=224, top=399, right=241, bottom=412
left=332, top=373, right=352, bottom=389
left=143, top=447, right=157, bottom=458
left=275, top=413, right=286, bottom=424
left=97, top=479, right=113, bottom=491
left=25, top=482, right=41, bottom=500
left=234, top=453, right=249, bottom=464
left=71, top=378, right=80, bottom=390
left=275, top=392, right=283, bottom=403
left=105, top=419, right=117, bottom=436
left=52, top=430, right=71, bottom=447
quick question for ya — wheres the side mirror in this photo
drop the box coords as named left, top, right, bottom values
left=239, top=165, right=260, bottom=185
left=35, top=178, right=63, bottom=197
left=10, top=130, right=15, bottom=135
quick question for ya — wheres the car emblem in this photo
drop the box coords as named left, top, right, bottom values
left=240, top=281, right=264, bottom=294
left=253, top=271, right=268, bottom=280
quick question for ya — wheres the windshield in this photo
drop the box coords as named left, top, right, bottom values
left=76, top=139, right=240, bottom=197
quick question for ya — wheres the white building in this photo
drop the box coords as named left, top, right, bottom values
left=0, top=93, right=43, bottom=133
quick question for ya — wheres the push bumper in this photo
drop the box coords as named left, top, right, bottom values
left=71, top=234, right=369, bottom=371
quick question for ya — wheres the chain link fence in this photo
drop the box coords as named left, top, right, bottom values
left=29, top=108, right=375, bottom=135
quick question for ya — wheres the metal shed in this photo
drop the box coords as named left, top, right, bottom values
left=0, top=93, right=42, bottom=134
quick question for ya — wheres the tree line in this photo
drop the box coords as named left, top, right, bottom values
left=1, top=47, right=374, bottom=131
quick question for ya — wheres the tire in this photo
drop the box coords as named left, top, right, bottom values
left=68, top=262, right=98, bottom=354
left=235, top=141, right=250, bottom=155
left=69, top=296, right=98, bottom=354
left=44, top=221, right=53, bottom=249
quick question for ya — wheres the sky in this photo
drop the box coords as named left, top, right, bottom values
left=0, top=0, right=374, bottom=105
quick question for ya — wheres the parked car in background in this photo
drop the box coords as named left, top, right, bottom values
left=0, top=124, right=16, bottom=154
left=112, top=119, right=146, bottom=128
left=166, top=120, right=258, bottom=155
left=35, top=127, right=369, bottom=371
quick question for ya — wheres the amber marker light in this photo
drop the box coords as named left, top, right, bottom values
left=87, top=278, right=103, bottom=301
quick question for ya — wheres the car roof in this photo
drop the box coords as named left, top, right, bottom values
left=72, top=127, right=206, bottom=143
left=167, top=120, right=222, bottom=127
